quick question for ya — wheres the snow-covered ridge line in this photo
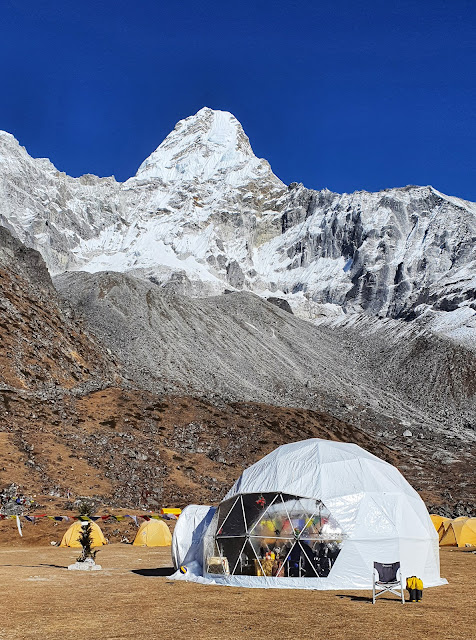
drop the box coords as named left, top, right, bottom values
left=0, top=107, right=475, bottom=347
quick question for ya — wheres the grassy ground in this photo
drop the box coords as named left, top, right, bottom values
left=0, top=545, right=474, bottom=640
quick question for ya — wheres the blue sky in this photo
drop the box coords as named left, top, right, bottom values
left=1, top=0, right=475, bottom=199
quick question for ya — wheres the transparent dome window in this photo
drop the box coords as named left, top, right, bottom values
left=204, top=492, right=345, bottom=578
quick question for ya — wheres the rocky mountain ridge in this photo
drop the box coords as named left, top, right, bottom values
left=1, top=108, right=475, bottom=346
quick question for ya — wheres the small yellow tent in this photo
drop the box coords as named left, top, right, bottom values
left=437, top=518, right=453, bottom=542
left=439, top=517, right=476, bottom=548
left=133, top=519, right=172, bottom=547
left=60, top=521, right=107, bottom=548
left=430, top=515, right=451, bottom=541
left=441, top=518, right=476, bottom=548
left=439, top=521, right=460, bottom=546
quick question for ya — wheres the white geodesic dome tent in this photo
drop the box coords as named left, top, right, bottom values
left=172, top=439, right=446, bottom=590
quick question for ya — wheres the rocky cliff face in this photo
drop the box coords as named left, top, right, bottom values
left=1, top=107, right=475, bottom=344
left=0, top=226, right=119, bottom=392
left=273, top=183, right=476, bottom=325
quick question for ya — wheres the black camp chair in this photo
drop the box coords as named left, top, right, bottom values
left=372, top=561, right=405, bottom=604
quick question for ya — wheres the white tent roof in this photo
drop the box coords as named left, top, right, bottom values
left=172, top=439, right=446, bottom=590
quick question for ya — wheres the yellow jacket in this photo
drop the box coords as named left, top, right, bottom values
left=406, top=576, right=423, bottom=590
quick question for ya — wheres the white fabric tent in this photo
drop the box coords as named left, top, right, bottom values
left=172, top=504, right=216, bottom=570
left=172, top=439, right=446, bottom=590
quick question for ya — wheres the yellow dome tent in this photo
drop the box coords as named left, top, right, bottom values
left=440, top=518, right=476, bottom=548
left=437, top=518, right=453, bottom=541
left=430, top=515, right=451, bottom=541
left=133, top=519, right=172, bottom=547
left=451, top=518, right=476, bottom=547
left=439, top=521, right=459, bottom=546
left=60, top=521, right=107, bottom=548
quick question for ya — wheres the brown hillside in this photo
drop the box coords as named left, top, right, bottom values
left=0, top=226, right=474, bottom=516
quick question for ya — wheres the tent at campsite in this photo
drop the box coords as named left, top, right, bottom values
left=171, top=439, right=446, bottom=590
left=133, top=518, right=172, bottom=547
left=439, top=518, right=476, bottom=548
left=172, top=504, right=216, bottom=568
left=437, top=518, right=453, bottom=541
left=60, top=521, right=107, bottom=548
left=430, top=514, right=451, bottom=540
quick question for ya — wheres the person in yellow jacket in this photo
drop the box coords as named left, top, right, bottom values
left=406, top=576, right=423, bottom=602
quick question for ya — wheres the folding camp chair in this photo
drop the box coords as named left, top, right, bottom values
left=372, top=561, right=405, bottom=604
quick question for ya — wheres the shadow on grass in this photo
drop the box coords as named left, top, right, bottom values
left=337, top=594, right=406, bottom=603
left=0, top=563, right=67, bottom=569
left=131, top=567, right=175, bottom=577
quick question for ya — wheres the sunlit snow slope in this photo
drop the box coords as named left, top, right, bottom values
left=1, top=107, right=476, bottom=344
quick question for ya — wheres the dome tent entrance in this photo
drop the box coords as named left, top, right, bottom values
left=172, top=439, right=446, bottom=590
left=133, top=518, right=172, bottom=547
left=60, top=521, right=107, bottom=548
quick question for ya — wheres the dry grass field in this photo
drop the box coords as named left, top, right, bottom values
left=0, top=544, right=474, bottom=640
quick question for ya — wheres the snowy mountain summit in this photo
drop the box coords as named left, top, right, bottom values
left=134, top=107, right=271, bottom=185
left=1, top=107, right=476, bottom=345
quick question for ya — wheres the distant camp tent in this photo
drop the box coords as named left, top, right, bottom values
left=60, top=521, right=107, bottom=548
left=133, top=519, right=172, bottom=547
left=430, top=515, right=451, bottom=541
left=437, top=518, right=453, bottom=541
left=439, top=518, right=476, bottom=548
left=160, top=508, right=182, bottom=518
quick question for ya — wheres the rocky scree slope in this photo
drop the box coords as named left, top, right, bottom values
left=53, top=271, right=476, bottom=483
left=5, top=227, right=461, bottom=512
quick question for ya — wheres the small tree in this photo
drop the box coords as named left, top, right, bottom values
left=76, top=500, right=99, bottom=563
left=77, top=522, right=99, bottom=563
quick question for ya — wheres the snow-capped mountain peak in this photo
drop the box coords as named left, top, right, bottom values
left=1, top=108, right=476, bottom=348
left=133, top=107, right=272, bottom=186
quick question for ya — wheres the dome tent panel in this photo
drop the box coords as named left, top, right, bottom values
left=349, top=494, right=398, bottom=539
left=326, top=539, right=398, bottom=589
left=319, top=457, right=369, bottom=499
left=360, top=457, right=416, bottom=498
left=399, top=537, right=441, bottom=585
left=323, top=492, right=365, bottom=538
left=133, top=519, right=171, bottom=547
left=204, top=491, right=346, bottom=580
left=399, top=495, right=438, bottom=540
left=171, top=439, right=446, bottom=590
left=422, top=538, right=441, bottom=580
left=60, top=521, right=107, bottom=548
